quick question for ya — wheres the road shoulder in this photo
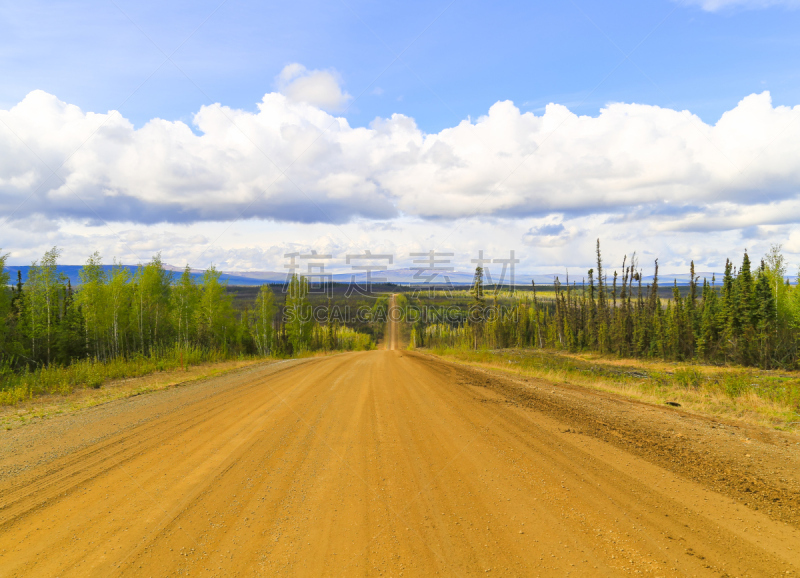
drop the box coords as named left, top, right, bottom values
left=415, top=349, right=800, bottom=530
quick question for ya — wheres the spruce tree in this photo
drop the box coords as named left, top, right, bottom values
left=687, top=261, right=698, bottom=357
left=470, top=266, right=485, bottom=349
left=754, top=266, right=776, bottom=368
left=56, top=279, right=87, bottom=363
left=0, top=250, right=9, bottom=350
left=697, top=277, right=720, bottom=362
left=325, top=296, right=336, bottom=351
left=587, top=268, right=597, bottom=348
left=720, top=259, right=735, bottom=363
left=730, top=252, right=755, bottom=365
left=595, top=240, right=609, bottom=352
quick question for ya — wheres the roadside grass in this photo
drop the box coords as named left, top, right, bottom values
left=0, top=357, right=273, bottom=430
left=428, top=347, right=800, bottom=432
left=0, top=341, right=370, bottom=408
left=0, top=346, right=353, bottom=429
left=0, top=345, right=241, bottom=406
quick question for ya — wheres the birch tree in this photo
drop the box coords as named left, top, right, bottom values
left=196, top=265, right=234, bottom=349
left=252, top=284, right=275, bottom=356
left=171, top=265, right=199, bottom=349
left=285, top=275, right=311, bottom=353
left=132, top=254, right=172, bottom=354
left=107, top=262, right=131, bottom=358
left=77, top=252, right=107, bottom=359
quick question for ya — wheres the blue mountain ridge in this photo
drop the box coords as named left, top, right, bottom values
left=3, top=265, right=734, bottom=287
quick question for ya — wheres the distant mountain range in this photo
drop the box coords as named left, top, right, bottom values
left=4, top=265, right=271, bottom=287
left=4, top=264, right=731, bottom=287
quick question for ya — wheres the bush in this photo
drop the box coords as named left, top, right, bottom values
left=0, top=344, right=234, bottom=405
left=720, top=373, right=748, bottom=399
left=674, top=368, right=704, bottom=390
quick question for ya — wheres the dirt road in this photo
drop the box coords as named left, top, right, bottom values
left=2, top=351, right=800, bottom=576
left=386, top=294, right=399, bottom=351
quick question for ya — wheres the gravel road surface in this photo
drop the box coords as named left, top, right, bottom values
left=1, top=350, right=799, bottom=576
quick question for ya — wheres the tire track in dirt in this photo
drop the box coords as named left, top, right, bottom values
left=0, top=358, right=327, bottom=524
left=424, top=354, right=800, bottom=527
left=0, top=350, right=798, bottom=576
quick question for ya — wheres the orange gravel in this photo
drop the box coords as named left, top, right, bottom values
left=1, top=348, right=799, bottom=576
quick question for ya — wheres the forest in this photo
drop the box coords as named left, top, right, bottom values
left=0, top=248, right=373, bottom=403
left=3, top=241, right=800, bottom=406
left=412, top=242, right=797, bottom=370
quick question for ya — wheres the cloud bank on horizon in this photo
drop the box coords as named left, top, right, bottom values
left=2, top=63, right=800, bottom=271
left=0, top=64, right=800, bottom=272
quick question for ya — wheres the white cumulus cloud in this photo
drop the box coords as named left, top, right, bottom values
left=1, top=83, right=800, bottom=246
left=276, top=63, right=352, bottom=111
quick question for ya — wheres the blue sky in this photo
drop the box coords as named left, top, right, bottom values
left=2, top=0, right=800, bottom=274
left=5, top=0, right=800, bottom=130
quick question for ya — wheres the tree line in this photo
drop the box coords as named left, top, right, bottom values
left=0, top=247, right=372, bottom=371
left=414, top=242, right=797, bottom=369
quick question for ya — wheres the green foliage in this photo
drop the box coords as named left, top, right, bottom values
left=412, top=242, right=800, bottom=372
left=196, top=265, right=234, bottom=349
left=171, top=265, right=199, bottom=348
left=334, top=326, right=375, bottom=351
left=433, top=347, right=800, bottom=423
left=252, top=285, right=275, bottom=356
left=721, top=373, right=749, bottom=399
left=285, top=274, right=312, bottom=353
left=21, top=247, right=64, bottom=365
left=76, top=251, right=107, bottom=359
left=673, top=367, right=703, bottom=389
left=0, top=344, right=229, bottom=405
left=132, top=253, right=173, bottom=354
left=0, top=249, right=375, bottom=404
left=0, top=250, right=9, bottom=348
